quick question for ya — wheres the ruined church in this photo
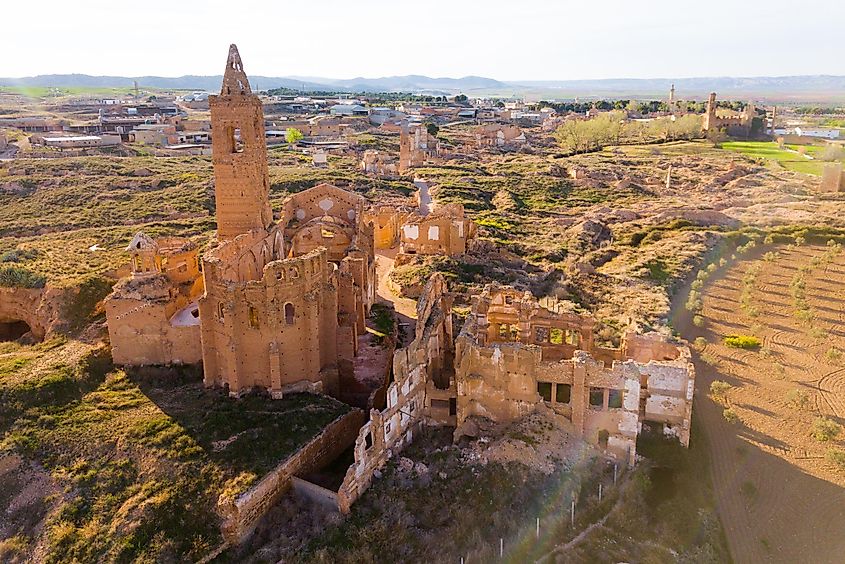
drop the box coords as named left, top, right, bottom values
left=107, top=45, right=375, bottom=399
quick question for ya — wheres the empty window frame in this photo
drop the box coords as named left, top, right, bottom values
left=538, top=382, right=553, bottom=402
left=556, top=383, right=571, bottom=404
left=589, top=387, right=604, bottom=408
left=607, top=389, right=624, bottom=409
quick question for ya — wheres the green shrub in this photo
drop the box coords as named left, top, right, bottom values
left=740, top=480, right=757, bottom=498
left=723, top=408, right=739, bottom=423
left=0, top=265, right=47, bottom=288
left=692, top=315, right=704, bottom=327
left=825, top=347, right=843, bottom=364
left=812, top=417, right=842, bottom=442
left=826, top=449, right=845, bottom=472
left=694, top=337, right=707, bottom=350
left=785, top=389, right=810, bottom=409
left=710, top=380, right=732, bottom=401
left=1, top=248, right=39, bottom=263
left=724, top=335, right=761, bottom=350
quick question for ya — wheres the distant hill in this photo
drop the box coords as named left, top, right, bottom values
left=516, top=75, right=845, bottom=97
left=1, top=73, right=843, bottom=101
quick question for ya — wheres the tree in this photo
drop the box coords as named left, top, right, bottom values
left=454, top=94, right=468, bottom=103
left=425, top=123, right=439, bottom=137
left=285, top=128, right=303, bottom=145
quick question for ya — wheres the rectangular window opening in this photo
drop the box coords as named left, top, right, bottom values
left=556, top=383, right=571, bottom=404
left=589, top=387, right=604, bottom=408
left=537, top=382, right=552, bottom=402
left=608, top=389, right=624, bottom=409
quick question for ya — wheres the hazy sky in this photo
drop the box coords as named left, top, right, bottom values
left=6, top=0, right=844, bottom=80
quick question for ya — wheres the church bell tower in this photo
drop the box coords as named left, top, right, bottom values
left=209, top=44, right=273, bottom=240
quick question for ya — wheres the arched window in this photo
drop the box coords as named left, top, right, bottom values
left=284, top=303, right=295, bottom=325
left=217, top=302, right=225, bottom=321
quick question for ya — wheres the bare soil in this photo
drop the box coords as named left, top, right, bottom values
left=679, top=245, right=845, bottom=563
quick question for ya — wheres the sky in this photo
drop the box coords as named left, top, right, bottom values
left=4, top=0, right=844, bottom=80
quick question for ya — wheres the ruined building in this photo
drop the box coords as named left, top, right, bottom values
left=364, top=184, right=476, bottom=257
left=106, top=46, right=375, bottom=400
left=475, top=124, right=526, bottom=148
left=104, top=233, right=204, bottom=366
left=453, top=285, right=694, bottom=463
left=337, top=273, right=456, bottom=511
left=399, top=121, right=440, bottom=173
left=398, top=203, right=476, bottom=256
left=702, top=92, right=758, bottom=138
left=360, top=149, right=399, bottom=178
left=199, top=46, right=375, bottom=398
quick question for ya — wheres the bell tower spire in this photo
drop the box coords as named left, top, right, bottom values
left=221, top=44, right=251, bottom=96
left=209, top=44, right=273, bottom=240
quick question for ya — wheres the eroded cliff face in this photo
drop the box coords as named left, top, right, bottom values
left=0, top=286, right=69, bottom=341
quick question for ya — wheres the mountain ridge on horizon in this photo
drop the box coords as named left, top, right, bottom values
left=2, top=73, right=844, bottom=100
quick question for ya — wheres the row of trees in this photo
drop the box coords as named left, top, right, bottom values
left=553, top=112, right=703, bottom=154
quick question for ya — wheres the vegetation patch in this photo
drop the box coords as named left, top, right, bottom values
left=723, top=335, right=761, bottom=350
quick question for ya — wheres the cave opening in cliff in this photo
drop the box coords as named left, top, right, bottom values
left=0, top=320, right=32, bottom=342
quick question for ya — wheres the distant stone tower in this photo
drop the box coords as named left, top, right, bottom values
left=668, top=83, right=675, bottom=106
left=209, top=44, right=273, bottom=240
left=398, top=120, right=411, bottom=174
left=702, top=92, right=717, bottom=131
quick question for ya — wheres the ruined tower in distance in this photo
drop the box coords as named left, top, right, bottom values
left=209, top=44, right=273, bottom=240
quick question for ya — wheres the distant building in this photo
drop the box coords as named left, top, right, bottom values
left=330, top=104, right=369, bottom=116
left=36, top=134, right=121, bottom=149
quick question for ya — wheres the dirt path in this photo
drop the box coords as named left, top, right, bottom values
left=677, top=245, right=845, bottom=563
left=375, top=248, right=417, bottom=321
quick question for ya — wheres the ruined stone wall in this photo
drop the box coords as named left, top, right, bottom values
left=820, top=163, right=845, bottom=193
left=360, top=150, right=399, bottom=178
left=453, top=285, right=695, bottom=462
left=337, top=273, right=453, bottom=512
left=218, top=408, right=365, bottom=543
left=200, top=246, right=340, bottom=398
left=105, top=281, right=202, bottom=366
left=475, top=124, right=525, bottom=147
left=364, top=206, right=409, bottom=250
left=106, top=234, right=205, bottom=366
left=400, top=207, right=475, bottom=256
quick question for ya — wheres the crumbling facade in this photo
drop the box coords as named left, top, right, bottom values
left=453, top=285, right=695, bottom=463
left=360, top=150, right=399, bottom=178
left=364, top=184, right=476, bottom=257
left=104, top=233, right=204, bottom=366
left=399, top=203, right=476, bottom=256
left=399, top=121, right=440, bottom=173
left=702, top=92, right=757, bottom=138
left=475, top=124, right=526, bottom=148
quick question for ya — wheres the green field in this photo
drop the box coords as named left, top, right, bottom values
left=0, top=85, right=183, bottom=98
left=720, top=141, right=831, bottom=176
